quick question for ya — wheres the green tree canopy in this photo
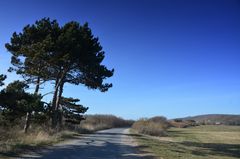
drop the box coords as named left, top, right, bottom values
left=0, top=81, right=44, bottom=123
left=60, top=97, right=88, bottom=124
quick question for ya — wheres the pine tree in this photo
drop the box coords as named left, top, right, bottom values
left=0, top=81, right=44, bottom=132
left=60, top=97, right=88, bottom=125
left=6, top=18, right=114, bottom=129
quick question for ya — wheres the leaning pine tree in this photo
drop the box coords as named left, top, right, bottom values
left=49, top=21, right=114, bottom=129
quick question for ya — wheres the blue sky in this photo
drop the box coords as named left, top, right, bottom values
left=0, top=0, right=240, bottom=119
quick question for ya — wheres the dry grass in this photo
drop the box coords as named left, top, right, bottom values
left=0, top=114, right=134, bottom=154
left=0, top=114, right=134, bottom=155
left=0, top=127, right=77, bottom=154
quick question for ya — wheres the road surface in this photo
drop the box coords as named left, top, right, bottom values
left=19, top=128, right=154, bottom=159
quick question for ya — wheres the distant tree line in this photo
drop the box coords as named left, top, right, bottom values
left=0, top=18, right=114, bottom=133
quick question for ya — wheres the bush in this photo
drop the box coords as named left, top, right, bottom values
left=132, top=116, right=170, bottom=136
left=78, top=114, right=134, bottom=132
left=169, top=119, right=198, bottom=128
left=174, top=119, right=183, bottom=122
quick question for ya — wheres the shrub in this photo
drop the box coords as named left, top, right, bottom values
left=169, top=119, right=198, bottom=128
left=78, top=114, right=134, bottom=132
left=132, top=116, right=170, bottom=136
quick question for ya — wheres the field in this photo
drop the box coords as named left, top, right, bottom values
left=132, top=125, right=240, bottom=159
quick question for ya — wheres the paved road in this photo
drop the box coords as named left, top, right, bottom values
left=19, top=128, right=154, bottom=159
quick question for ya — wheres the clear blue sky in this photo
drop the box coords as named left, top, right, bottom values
left=0, top=0, right=240, bottom=119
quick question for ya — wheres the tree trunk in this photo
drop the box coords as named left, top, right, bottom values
left=56, top=82, right=64, bottom=110
left=51, top=69, right=68, bottom=130
left=51, top=78, right=60, bottom=129
left=24, top=77, right=41, bottom=133
left=24, top=112, right=31, bottom=133
left=34, top=77, right=40, bottom=94
left=56, top=82, right=64, bottom=129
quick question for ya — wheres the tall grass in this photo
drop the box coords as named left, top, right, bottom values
left=0, top=125, right=76, bottom=153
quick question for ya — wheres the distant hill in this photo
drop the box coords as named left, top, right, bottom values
left=180, top=114, right=240, bottom=125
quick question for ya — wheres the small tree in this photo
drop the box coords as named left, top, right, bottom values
left=60, top=97, right=88, bottom=125
left=0, top=81, right=44, bottom=133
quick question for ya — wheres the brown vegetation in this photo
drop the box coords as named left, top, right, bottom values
left=169, top=119, right=198, bottom=128
left=79, top=114, right=134, bottom=132
left=0, top=114, right=133, bottom=154
left=0, top=125, right=77, bottom=154
left=132, top=116, right=170, bottom=136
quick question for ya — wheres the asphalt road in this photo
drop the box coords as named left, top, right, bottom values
left=19, top=128, right=154, bottom=159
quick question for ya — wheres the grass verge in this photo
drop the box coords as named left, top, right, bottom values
left=0, top=129, right=79, bottom=157
left=131, top=125, right=240, bottom=159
